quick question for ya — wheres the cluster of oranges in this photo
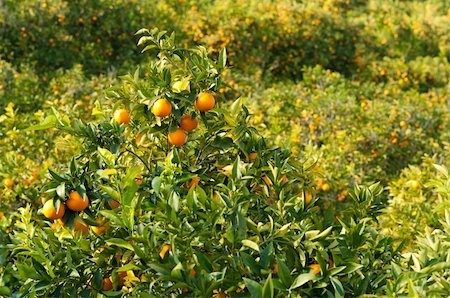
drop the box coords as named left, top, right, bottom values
left=114, top=92, right=216, bottom=146
left=42, top=190, right=111, bottom=235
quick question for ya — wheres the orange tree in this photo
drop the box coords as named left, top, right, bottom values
left=2, top=29, right=401, bottom=297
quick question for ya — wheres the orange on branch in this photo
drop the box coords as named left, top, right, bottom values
left=168, top=129, right=187, bottom=146
left=195, top=92, right=215, bottom=112
left=151, top=98, right=172, bottom=117
left=66, top=191, right=89, bottom=211
left=114, top=109, right=131, bottom=125
left=42, top=199, right=65, bottom=219
left=180, top=114, right=199, bottom=131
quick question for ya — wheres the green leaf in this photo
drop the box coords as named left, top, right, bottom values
left=168, top=191, right=179, bottom=212
left=0, top=287, right=11, bottom=296
left=330, top=277, right=344, bottom=298
left=97, top=169, right=118, bottom=178
left=98, top=147, right=116, bottom=167
left=243, top=278, right=262, bottom=298
left=219, top=48, right=227, bottom=69
left=117, top=263, right=141, bottom=272
left=276, top=258, right=293, bottom=288
left=342, top=263, right=363, bottom=274
left=242, top=239, right=259, bottom=252
left=106, top=238, right=135, bottom=252
left=56, top=183, right=65, bottom=199
left=309, top=226, right=333, bottom=241
left=99, top=185, right=120, bottom=201
left=290, top=273, right=315, bottom=290
left=408, top=280, right=420, bottom=298
left=152, top=177, right=162, bottom=192
left=93, top=270, right=102, bottom=290
left=100, top=210, right=125, bottom=227
left=433, top=164, right=448, bottom=177
left=262, top=275, right=274, bottom=298
left=27, top=115, right=57, bottom=131
left=122, top=167, right=141, bottom=230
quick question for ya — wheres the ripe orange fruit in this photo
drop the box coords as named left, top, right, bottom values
left=321, top=183, right=331, bottom=192
left=114, top=109, right=131, bottom=125
left=212, top=193, right=219, bottom=202
left=42, top=199, right=65, bottom=219
left=195, top=92, right=215, bottom=112
left=399, top=120, right=407, bottom=128
left=309, top=263, right=321, bottom=275
left=66, top=191, right=89, bottom=211
left=135, top=174, right=143, bottom=186
left=411, top=180, right=420, bottom=189
left=248, top=152, right=257, bottom=162
left=4, top=178, right=14, bottom=188
left=0, top=211, right=4, bottom=220
left=159, top=244, right=172, bottom=259
left=191, top=268, right=196, bottom=277
left=188, top=176, right=200, bottom=189
left=151, top=98, right=172, bottom=117
left=316, top=178, right=324, bottom=188
left=92, top=218, right=109, bottom=235
left=168, top=129, right=187, bottom=146
left=73, top=217, right=89, bottom=235
left=108, top=199, right=120, bottom=209
left=273, top=263, right=278, bottom=274
left=180, top=114, right=199, bottom=131
left=102, top=277, right=113, bottom=290
left=305, top=192, right=312, bottom=204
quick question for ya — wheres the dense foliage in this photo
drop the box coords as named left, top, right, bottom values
left=0, top=0, right=449, bottom=297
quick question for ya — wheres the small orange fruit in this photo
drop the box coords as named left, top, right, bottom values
left=151, top=98, right=172, bottom=117
left=135, top=174, right=143, bottom=186
left=399, top=120, right=407, bottom=128
left=0, top=211, right=4, bottom=219
left=66, top=191, right=89, bottom=211
left=168, top=129, right=187, bottom=146
left=321, top=183, right=331, bottom=192
left=180, top=114, right=199, bottom=131
left=305, top=192, right=312, bottom=204
left=159, top=244, right=172, bottom=259
left=114, top=109, right=131, bottom=125
left=108, top=199, right=120, bottom=209
left=212, top=193, right=219, bottom=202
left=4, top=178, right=14, bottom=188
left=188, top=176, right=200, bottom=189
left=73, top=217, right=89, bottom=235
left=92, top=218, right=109, bottom=235
left=273, top=263, right=278, bottom=274
left=102, top=277, right=113, bottom=290
left=191, top=268, right=196, bottom=278
left=195, top=92, right=215, bottom=112
left=248, top=152, right=257, bottom=162
left=43, top=199, right=65, bottom=219
left=411, top=180, right=420, bottom=189
left=309, top=263, right=321, bottom=275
